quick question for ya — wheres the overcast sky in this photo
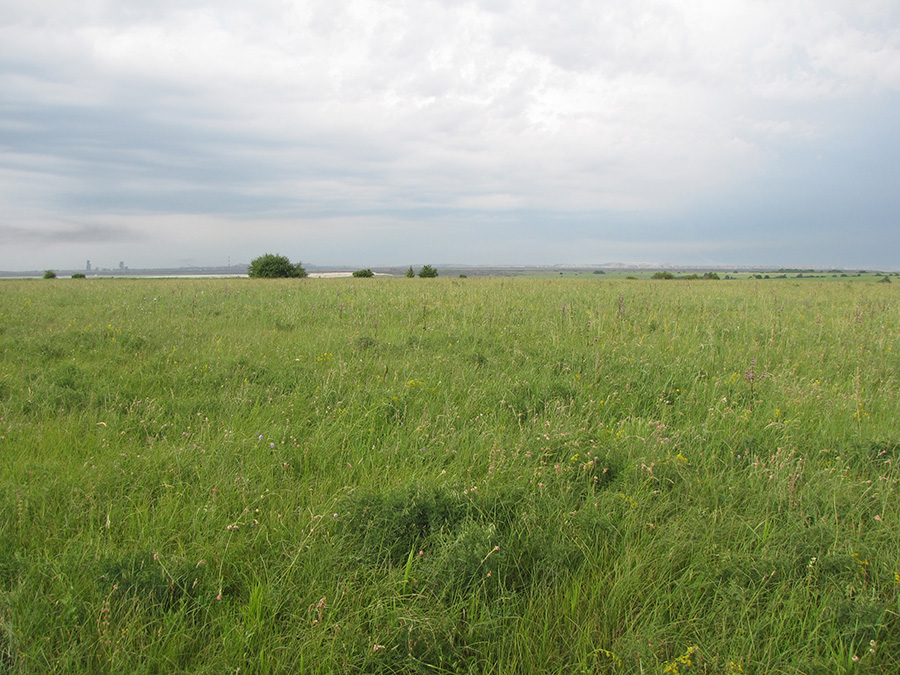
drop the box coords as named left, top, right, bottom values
left=2, top=0, right=900, bottom=271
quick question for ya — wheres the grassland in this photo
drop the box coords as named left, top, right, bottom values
left=1, top=276, right=898, bottom=674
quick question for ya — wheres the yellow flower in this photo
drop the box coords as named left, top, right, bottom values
left=663, top=646, right=698, bottom=674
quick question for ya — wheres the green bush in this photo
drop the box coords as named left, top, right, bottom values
left=247, top=253, right=307, bottom=278
left=71, top=273, right=86, bottom=279
left=418, top=265, right=438, bottom=278
left=352, top=269, right=374, bottom=278
left=406, top=266, right=415, bottom=278
left=43, top=270, right=57, bottom=279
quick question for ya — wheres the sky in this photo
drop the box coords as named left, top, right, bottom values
left=2, top=0, right=900, bottom=271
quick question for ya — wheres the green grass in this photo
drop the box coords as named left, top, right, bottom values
left=1, top=276, right=899, bottom=673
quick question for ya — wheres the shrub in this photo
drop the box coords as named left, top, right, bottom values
left=406, top=266, right=415, bottom=278
left=352, top=269, right=374, bottom=278
left=418, top=265, right=438, bottom=278
left=247, top=254, right=307, bottom=279
left=43, top=270, right=57, bottom=279
left=651, top=271, right=674, bottom=280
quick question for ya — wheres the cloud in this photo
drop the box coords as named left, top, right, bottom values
left=0, top=220, right=141, bottom=245
left=1, top=0, right=899, bottom=269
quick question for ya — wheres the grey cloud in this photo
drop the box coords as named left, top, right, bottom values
left=0, top=221, right=142, bottom=245
left=1, top=0, right=899, bottom=270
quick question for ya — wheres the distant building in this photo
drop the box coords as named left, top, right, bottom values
left=119, top=261, right=124, bottom=270
left=86, top=260, right=91, bottom=271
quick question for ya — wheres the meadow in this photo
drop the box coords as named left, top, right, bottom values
left=0, top=276, right=898, bottom=674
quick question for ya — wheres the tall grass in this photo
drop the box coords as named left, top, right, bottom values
left=0, top=277, right=898, bottom=673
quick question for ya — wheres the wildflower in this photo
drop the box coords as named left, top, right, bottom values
left=663, top=646, right=698, bottom=674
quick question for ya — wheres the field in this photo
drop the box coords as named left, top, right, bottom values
left=1, top=276, right=898, bottom=674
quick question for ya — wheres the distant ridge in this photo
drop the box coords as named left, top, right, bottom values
left=1, top=263, right=892, bottom=277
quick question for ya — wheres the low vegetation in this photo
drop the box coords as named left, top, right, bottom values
left=418, top=264, right=439, bottom=278
left=0, top=277, right=898, bottom=673
left=247, top=253, right=307, bottom=278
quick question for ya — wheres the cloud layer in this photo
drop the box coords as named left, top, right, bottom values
left=2, top=0, right=899, bottom=269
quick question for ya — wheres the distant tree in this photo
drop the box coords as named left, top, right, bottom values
left=352, top=269, right=374, bottom=278
left=71, top=273, right=86, bottom=279
left=43, top=270, right=56, bottom=279
left=248, top=253, right=307, bottom=279
left=703, top=272, right=720, bottom=280
left=406, top=266, right=415, bottom=278
left=418, top=265, right=438, bottom=278
left=651, top=271, right=674, bottom=280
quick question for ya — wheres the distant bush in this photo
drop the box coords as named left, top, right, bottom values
left=418, top=265, right=438, bottom=278
left=43, top=270, right=56, bottom=279
left=352, top=269, right=374, bottom=278
left=703, top=272, right=720, bottom=280
left=651, top=271, right=674, bottom=280
left=71, top=273, right=86, bottom=279
left=406, top=266, right=415, bottom=278
left=878, top=275, right=892, bottom=284
left=248, top=253, right=307, bottom=279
